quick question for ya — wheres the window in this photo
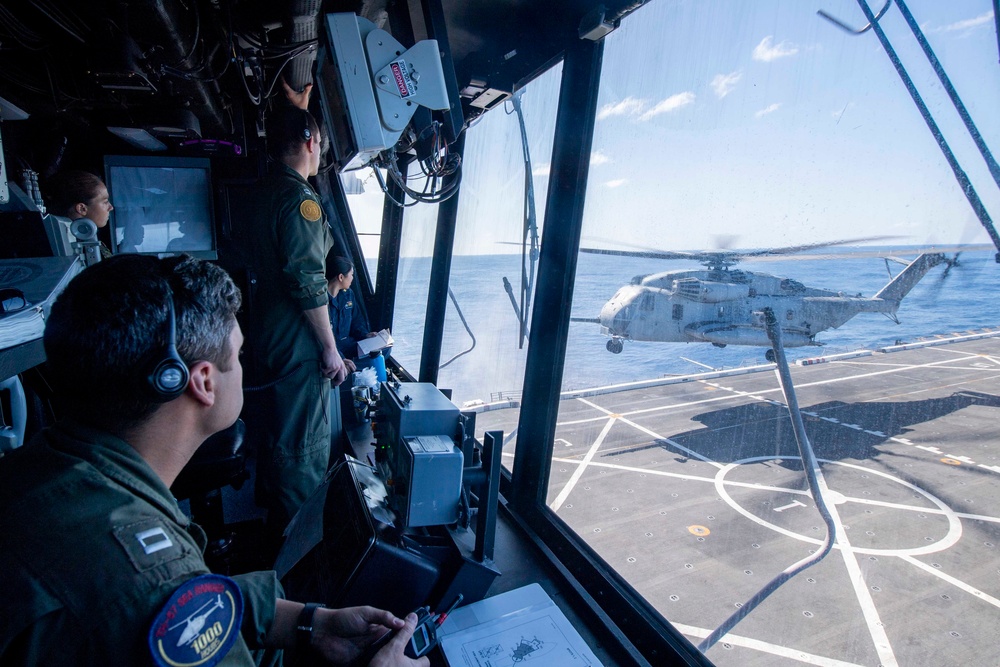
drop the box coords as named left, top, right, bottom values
left=543, top=2, right=1000, bottom=665
left=359, top=68, right=562, bottom=471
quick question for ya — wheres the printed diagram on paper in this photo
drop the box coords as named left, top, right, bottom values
left=446, top=611, right=598, bottom=667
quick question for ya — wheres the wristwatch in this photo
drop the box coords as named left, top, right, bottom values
left=296, top=602, right=325, bottom=649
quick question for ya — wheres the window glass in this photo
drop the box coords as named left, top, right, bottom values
left=386, top=162, right=441, bottom=375
left=429, top=64, right=563, bottom=465
left=555, top=2, right=999, bottom=666
left=339, top=168, right=385, bottom=286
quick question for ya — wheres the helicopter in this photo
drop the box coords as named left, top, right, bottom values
left=574, top=240, right=974, bottom=360
left=170, top=595, right=224, bottom=647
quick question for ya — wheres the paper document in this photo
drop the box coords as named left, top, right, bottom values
left=357, top=329, right=393, bottom=356
left=438, top=583, right=603, bottom=667
left=0, top=256, right=82, bottom=350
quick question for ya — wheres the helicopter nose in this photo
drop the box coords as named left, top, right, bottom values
left=600, top=302, right=629, bottom=335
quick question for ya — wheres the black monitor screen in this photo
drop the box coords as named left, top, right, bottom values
left=104, top=156, right=216, bottom=259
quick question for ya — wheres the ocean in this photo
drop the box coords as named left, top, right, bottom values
left=379, top=248, right=1000, bottom=406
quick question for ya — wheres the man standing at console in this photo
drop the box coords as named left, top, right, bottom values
left=244, top=106, right=347, bottom=549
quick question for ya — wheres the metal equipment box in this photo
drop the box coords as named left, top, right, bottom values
left=396, top=434, right=463, bottom=527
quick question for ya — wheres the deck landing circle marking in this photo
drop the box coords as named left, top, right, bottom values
left=688, top=525, right=710, bottom=536
left=941, top=458, right=962, bottom=466
left=714, top=456, right=962, bottom=557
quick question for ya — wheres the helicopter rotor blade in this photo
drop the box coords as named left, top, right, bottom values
left=579, top=247, right=700, bottom=261
left=737, top=235, right=903, bottom=258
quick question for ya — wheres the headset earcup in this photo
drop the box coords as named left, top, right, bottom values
left=146, top=346, right=190, bottom=401
left=145, top=287, right=189, bottom=402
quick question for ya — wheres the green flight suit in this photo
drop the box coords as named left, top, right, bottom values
left=0, top=420, right=282, bottom=665
left=244, top=163, right=334, bottom=537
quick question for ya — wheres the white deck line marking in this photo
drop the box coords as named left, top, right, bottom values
left=727, top=452, right=898, bottom=665
left=899, top=555, right=1000, bottom=609
left=549, top=416, right=617, bottom=512
left=672, top=622, right=866, bottom=667
left=549, top=457, right=1000, bottom=525
left=552, top=456, right=733, bottom=484
left=618, top=414, right=724, bottom=469
left=552, top=455, right=1000, bottom=525
left=824, top=488, right=898, bottom=667
left=576, top=397, right=725, bottom=468
left=558, top=364, right=1000, bottom=430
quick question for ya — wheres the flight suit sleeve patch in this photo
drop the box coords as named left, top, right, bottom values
left=299, top=199, right=322, bottom=222
left=149, top=574, right=244, bottom=667
left=113, top=519, right=186, bottom=572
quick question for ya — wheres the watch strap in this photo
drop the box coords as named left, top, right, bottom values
left=296, top=602, right=325, bottom=649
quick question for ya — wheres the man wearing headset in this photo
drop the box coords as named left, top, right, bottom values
left=243, top=105, right=347, bottom=553
left=0, top=255, right=426, bottom=666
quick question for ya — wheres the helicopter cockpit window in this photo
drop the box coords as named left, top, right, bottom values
left=672, top=304, right=683, bottom=320
left=639, top=294, right=654, bottom=311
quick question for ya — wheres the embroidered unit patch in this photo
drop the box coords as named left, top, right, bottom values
left=299, top=199, right=322, bottom=222
left=149, top=574, right=243, bottom=667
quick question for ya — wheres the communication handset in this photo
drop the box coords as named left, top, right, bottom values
left=363, top=596, right=462, bottom=662
left=404, top=606, right=438, bottom=658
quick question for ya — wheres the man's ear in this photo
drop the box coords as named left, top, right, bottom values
left=185, top=361, right=215, bottom=407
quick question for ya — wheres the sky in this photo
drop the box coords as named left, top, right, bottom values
left=342, top=0, right=1000, bottom=257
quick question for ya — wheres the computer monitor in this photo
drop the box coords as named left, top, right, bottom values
left=104, top=155, right=217, bottom=259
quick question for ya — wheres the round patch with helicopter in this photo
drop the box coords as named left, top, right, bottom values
left=148, top=574, right=243, bottom=667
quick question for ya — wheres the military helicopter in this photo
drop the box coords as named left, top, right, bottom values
left=574, top=240, right=971, bottom=361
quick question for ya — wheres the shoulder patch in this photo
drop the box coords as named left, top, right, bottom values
left=149, top=574, right=243, bottom=667
left=299, top=199, right=322, bottom=222
left=114, top=519, right=185, bottom=572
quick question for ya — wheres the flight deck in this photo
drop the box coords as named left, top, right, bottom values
left=477, top=333, right=1000, bottom=667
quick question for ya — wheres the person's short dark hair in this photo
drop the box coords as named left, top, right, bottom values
left=325, top=255, right=354, bottom=281
left=44, top=170, right=104, bottom=217
left=267, top=107, right=321, bottom=160
left=44, top=254, right=242, bottom=435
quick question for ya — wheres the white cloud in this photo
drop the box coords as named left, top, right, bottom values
left=752, top=36, right=799, bottom=62
left=711, top=70, right=743, bottom=98
left=638, top=92, right=696, bottom=120
left=604, top=179, right=627, bottom=188
left=532, top=163, right=550, bottom=177
left=755, top=103, right=782, bottom=118
left=590, top=150, right=611, bottom=166
left=940, top=10, right=993, bottom=32
left=597, top=96, right=647, bottom=120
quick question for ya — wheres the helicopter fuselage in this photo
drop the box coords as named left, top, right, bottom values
left=598, top=255, right=944, bottom=351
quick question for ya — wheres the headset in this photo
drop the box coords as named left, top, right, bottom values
left=144, top=284, right=190, bottom=402
left=295, top=107, right=312, bottom=142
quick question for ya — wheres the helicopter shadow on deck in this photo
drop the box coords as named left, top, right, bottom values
left=604, top=390, right=1000, bottom=469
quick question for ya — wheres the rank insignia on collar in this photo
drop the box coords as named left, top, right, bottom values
left=149, top=574, right=243, bottom=667
left=300, top=199, right=322, bottom=222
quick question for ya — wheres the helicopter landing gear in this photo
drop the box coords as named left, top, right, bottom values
left=606, top=338, right=624, bottom=354
left=765, top=348, right=776, bottom=363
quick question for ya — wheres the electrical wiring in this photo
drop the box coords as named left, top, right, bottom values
left=0, top=5, right=48, bottom=51
left=375, top=147, right=462, bottom=207
left=261, top=42, right=317, bottom=99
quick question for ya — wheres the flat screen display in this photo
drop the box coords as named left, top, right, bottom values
left=104, top=155, right=217, bottom=259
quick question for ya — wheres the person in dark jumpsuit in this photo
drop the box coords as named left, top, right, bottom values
left=243, top=107, right=348, bottom=549
left=0, top=254, right=426, bottom=666
left=326, top=255, right=387, bottom=383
